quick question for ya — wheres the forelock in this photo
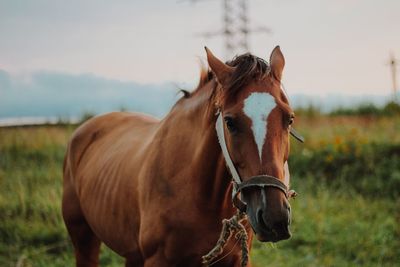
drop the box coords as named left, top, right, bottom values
left=219, top=53, right=270, bottom=105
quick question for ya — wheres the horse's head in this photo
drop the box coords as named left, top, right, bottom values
left=206, top=46, right=295, bottom=242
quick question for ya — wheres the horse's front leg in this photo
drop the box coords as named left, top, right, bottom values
left=143, top=247, right=171, bottom=267
left=140, top=234, right=172, bottom=266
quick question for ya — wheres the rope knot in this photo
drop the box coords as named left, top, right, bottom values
left=202, top=211, right=249, bottom=267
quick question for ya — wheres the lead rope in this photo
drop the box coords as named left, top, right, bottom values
left=201, top=191, right=298, bottom=267
left=201, top=211, right=248, bottom=267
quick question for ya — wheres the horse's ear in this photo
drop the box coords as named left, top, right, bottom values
left=205, top=47, right=234, bottom=85
left=269, top=46, right=285, bottom=81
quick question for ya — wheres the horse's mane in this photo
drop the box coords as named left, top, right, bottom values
left=177, top=53, right=270, bottom=115
left=179, top=66, right=214, bottom=99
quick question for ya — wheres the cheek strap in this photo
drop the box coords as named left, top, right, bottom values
left=215, top=112, right=242, bottom=185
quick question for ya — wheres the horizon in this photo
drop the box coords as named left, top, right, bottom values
left=0, top=67, right=397, bottom=124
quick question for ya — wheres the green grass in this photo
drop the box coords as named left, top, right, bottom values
left=252, top=182, right=400, bottom=267
left=0, top=116, right=399, bottom=266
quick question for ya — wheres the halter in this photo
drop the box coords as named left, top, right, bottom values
left=215, top=112, right=301, bottom=212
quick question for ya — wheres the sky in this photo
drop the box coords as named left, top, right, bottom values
left=1, top=0, right=400, bottom=96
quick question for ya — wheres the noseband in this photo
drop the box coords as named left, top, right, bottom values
left=215, top=112, right=299, bottom=213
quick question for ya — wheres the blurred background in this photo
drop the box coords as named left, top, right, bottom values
left=0, top=0, right=399, bottom=266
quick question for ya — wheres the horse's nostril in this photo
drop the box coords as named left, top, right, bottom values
left=273, top=222, right=291, bottom=238
left=283, top=200, right=290, bottom=211
left=257, top=209, right=271, bottom=230
left=257, top=209, right=263, bottom=225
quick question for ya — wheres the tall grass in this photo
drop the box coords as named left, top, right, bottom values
left=0, top=115, right=399, bottom=266
left=290, top=116, right=400, bottom=197
left=252, top=185, right=400, bottom=267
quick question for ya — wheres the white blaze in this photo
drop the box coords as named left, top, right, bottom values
left=243, top=92, right=276, bottom=160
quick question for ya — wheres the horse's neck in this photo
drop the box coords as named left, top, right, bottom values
left=160, top=82, right=234, bottom=214
left=189, top=115, right=234, bottom=212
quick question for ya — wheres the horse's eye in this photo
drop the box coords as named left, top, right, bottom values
left=288, top=114, right=295, bottom=126
left=224, top=117, right=237, bottom=133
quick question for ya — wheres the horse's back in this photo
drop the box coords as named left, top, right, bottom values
left=67, top=112, right=157, bottom=170
left=63, top=111, right=158, bottom=257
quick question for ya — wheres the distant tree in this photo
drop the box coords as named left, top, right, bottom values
left=79, top=111, right=95, bottom=124
left=330, top=101, right=400, bottom=117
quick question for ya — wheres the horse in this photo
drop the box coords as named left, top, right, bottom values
left=62, top=46, right=300, bottom=267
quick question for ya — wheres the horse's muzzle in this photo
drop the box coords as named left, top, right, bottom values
left=242, top=185, right=292, bottom=243
left=254, top=206, right=291, bottom=242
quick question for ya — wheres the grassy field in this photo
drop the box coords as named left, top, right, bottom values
left=0, top=115, right=399, bottom=266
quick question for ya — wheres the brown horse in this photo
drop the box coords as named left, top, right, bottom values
left=62, top=46, right=299, bottom=267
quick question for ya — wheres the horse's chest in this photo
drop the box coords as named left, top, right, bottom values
left=140, top=210, right=242, bottom=266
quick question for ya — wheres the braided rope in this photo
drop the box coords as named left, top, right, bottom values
left=202, top=211, right=249, bottom=267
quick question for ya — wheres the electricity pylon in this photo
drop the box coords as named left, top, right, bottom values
left=186, top=0, right=271, bottom=59
left=388, top=53, right=399, bottom=102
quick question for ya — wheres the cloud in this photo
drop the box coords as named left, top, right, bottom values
left=0, top=69, right=392, bottom=121
left=0, top=69, right=179, bottom=119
